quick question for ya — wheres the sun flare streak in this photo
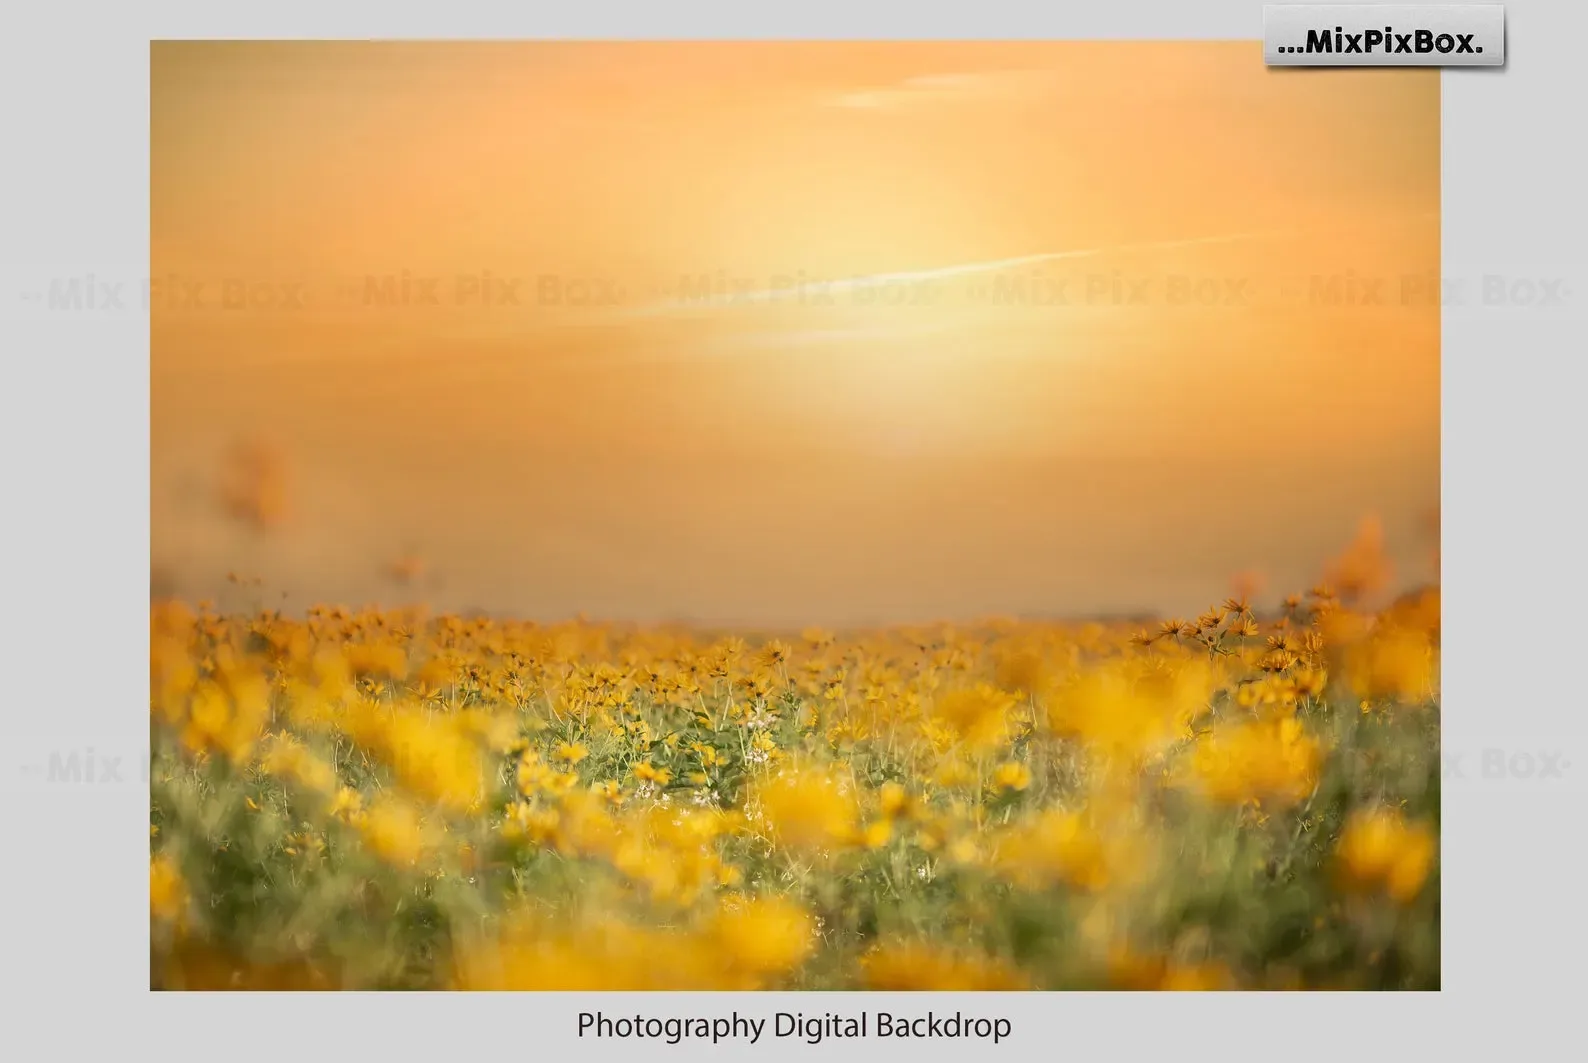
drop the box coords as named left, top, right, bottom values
left=604, top=227, right=1301, bottom=322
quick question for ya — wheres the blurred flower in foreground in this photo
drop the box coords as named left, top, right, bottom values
left=988, top=808, right=1120, bottom=892
left=930, top=684, right=1017, bottom=753
left=343, top=701, right=485, bottom=814
left=991, top=760, right=1032, bottom=793
left=172, top=666, right=272, bottom=765
left=1046, top=657, right=1217, bottom=764
left=451, top=914, right=742, bottom=990
left=709, top=895, right=816, bottom=980
left=1333, top=807, right=1437, bottom=903
left=150, top=854, right=188, bottom=928
left=1184, top=716, right=1323, bottom=810
left=356, top=794, right=434, bottom=867
left=1340, top=624, right=1437, bottom=704
left=1108, top=947, right=1236, bottom=990
left=753, top=764, right=859, bottom=853
left=160, top=944, right=341, bottom=990
left=860, top=942, right=1030, bottom=990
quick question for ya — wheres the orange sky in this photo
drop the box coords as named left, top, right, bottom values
left=151, top=41, right=1439, bottom=625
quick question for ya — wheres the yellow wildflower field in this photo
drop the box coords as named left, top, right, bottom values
left=150, top=572, right=1439, bottom=990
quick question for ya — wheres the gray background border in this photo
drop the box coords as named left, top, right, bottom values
left=2, top=1, right=1584, bottom=1056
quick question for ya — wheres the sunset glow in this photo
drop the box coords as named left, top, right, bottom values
left=152, top=41, right=1439, bottom=624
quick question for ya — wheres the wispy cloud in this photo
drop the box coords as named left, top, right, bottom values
left=826, top=69, right=1059, bottom=111
left=713, top=322, right=953, bottom=351
left=602, top=226, right=1294, bottom=323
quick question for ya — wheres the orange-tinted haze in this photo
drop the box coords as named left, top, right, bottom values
left=151, top=41, right=1439, bottom=625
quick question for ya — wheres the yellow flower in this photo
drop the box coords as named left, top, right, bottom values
left=930, top=684, right=1016, bottom=753
left=328, top=786, right=363, bottom=822
left=341, top=641, right=408, bottom=682
left=946, top=835, right=981, bottom=867
left=1341, top=625, right=1436, bottom=703
left=749, top=730, right=781, bottom=763
left=860, top=942, right=1029, bottom=990
left=990, top=809, right=1114, bottom=891
left=1046, top=658, right=1214, bottom=762
left=176, top=667, right=272, bottom=765
left=283, top=830, right=326, bottom=859
left=1185, top=717, right=1322, bottom=809
left=357, top=795, right=430, bottom=867
left=878, top=781, right=913, bottom=820
left=633, top=761, right=671, bottom=786
left=452, top=914, right=739, bottom=991
left=991, top=761, right=1031, bottom=792
left=150, top=854, right=188, bottom=926
left=691, top=742, right=725, bottom=768
left=345, top=702, right=485, bottom=814
left=1334, top=807, right=1436, bottom=902
left=933, top=757, right=977, bottom=789
left=1108, top=948, right=1236, bottom=990
left=502, top=802, right=561, bottom=846
left=711, top=896, right=816, bottom=981
left=802, top=627, right=834, bottom=648
left=151, top=635, right=198, bottom=724
left=260, top=735, right=337, bottom=795
left=754, top=765, right=859, bottom=853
